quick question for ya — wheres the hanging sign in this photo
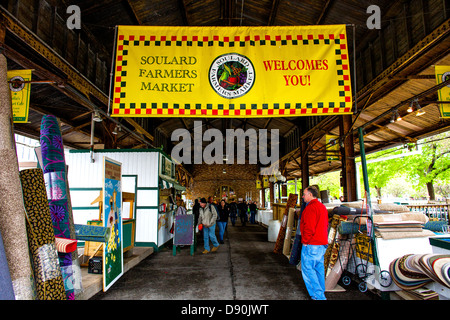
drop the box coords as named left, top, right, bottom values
left=111, top=25, right=353, bottom=118
left=262, top=176, right=269, bottom=188
left=8, top=70, right=32, bottom=123
left=326, top=134, right=340, bottom=161
left=435, top=65, right=450, bottom=118
left=256, top=179, right=262, bottom=189
left=102, top=157, right=123, bottom=291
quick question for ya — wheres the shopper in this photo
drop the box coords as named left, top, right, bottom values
left=193, top=199, right=200, bottom=227
left=192, top=198, right=201, bottom=249
left=216, top=199, right=230, bottom=244
left=300, top=186, right=329, bottom=300
left=237, top=200, right=248, bottom=226
left=249, top=201, right=257, bottom=224
left=198, top=197, right=220, bottom=254
left=229, top=200, right=238, bottom=226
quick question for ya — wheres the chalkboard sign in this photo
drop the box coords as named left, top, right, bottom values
left=174, top=214, right=194, bottom=245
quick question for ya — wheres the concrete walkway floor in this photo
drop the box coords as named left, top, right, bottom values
left=91, top=221, right=380, bottom=301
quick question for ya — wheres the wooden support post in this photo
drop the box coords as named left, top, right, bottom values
left=301, top=139, right=309, bottom=191
left=340, top=115, right=357, bottom=201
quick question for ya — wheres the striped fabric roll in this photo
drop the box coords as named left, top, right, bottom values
left=55, top=237, right=78, bottom=253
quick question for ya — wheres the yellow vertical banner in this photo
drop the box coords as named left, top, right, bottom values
left=112, top=25, right=353, bottom=118
left=435, top=65, right=450, bottom=118
left=262, top=176, right=269, bottom=188
left=7, top=70, right=32, bottom=123
left=326, top=135, right=340, bottom=161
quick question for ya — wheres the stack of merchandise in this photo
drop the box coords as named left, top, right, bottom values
left=373, top=213, right=434, bottom=240
left=390, top=254, right=450, bottom=291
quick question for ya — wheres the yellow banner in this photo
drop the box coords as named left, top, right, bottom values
left=112, top=26, right=353, bottom=118
left=7, top=70, right=32, bottom=123
left=435, top=65, right=450, bottom=118
left=326, top=135, right=340, bottom=161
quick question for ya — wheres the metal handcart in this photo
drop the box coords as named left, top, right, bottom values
left=339, top=215, right=376, bottom=293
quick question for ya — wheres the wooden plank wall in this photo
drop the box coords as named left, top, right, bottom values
left=6, top=0, right=109, bottom=94
left=355, top=0, right=447, bottom=92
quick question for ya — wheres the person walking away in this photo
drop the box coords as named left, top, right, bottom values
left=300, top=186, right=329, bottom=300
left=192, top=199, right=201, bottom=249
left=237, top=200, right=248, bottom=226
left=249, top=201, right=257, bottom=224
left=198, top=197, right=220, bottom=254
left=217, top=199, right=230, bottom=244
left=229, top=200, right=238, bottom=226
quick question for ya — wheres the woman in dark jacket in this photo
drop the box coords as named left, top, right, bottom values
left=216, top=199, right=230, bottom=244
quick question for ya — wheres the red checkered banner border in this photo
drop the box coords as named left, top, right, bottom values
left=112, top=26, right=353, bottom=118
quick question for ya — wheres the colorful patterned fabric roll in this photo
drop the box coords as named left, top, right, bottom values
left=74, top=224, right=111, bottom=243
left=40, top=115, right=81, bottom=300
left=19, top=168, right=66, bottom=300
left=0, top=149, right=35, bottom=300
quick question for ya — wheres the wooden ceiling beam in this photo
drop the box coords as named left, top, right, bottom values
left=315, top=0, right=334, bottom=25
left=178, top=0, right=190, bottom=26
left=267, top=0, right=280, bottom=26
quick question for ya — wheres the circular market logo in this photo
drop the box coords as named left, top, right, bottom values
left=442, top=71, right=450, bottom=87
left=209, top=53, right=255, bottom=99
left=9, top=76, right=25, bottom=92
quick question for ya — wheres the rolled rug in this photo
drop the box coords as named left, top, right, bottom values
left=0, top=228, right=15, bottom=300
left=40, top=115, right=81, bottom=299
left=74, top=224, right=111, bottom=243
left=55, top=237, right=78, bottom=253
left=273, top=194, right=298, bottom=254
left=282, top=208, right=295, bottom=256
left=19, top=168, right=66, bottom=300
left=338, top=221, right=367, bottom=235
left=0, top=149, right=35, bottom=300
left=0, top=54, right=35, bottom=300
left=424, top=220, right=448, bottom=232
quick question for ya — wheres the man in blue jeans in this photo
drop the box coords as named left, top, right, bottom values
left=300, top=186, right=329, bottom=300
left=198, top=198, right=220, bottom=254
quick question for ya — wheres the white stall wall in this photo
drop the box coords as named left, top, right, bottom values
left=66, top=151, right=159, bottom=188
left=65, top=150, right=162, bottom=247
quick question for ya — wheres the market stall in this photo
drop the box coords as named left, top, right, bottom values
left=323, top=201, right=450, bottom=299
left=66, top=149, right=184, bottom=250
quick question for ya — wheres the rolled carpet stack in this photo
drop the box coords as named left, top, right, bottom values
left=390, top=254, right=450, bottom=290
left=19, top=168, right=66, bottom=300
left=40, top=114, right=82, bottom=299
left=0, top=54, right=35, bottom=300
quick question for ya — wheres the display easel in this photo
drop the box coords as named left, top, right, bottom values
left=172, top=214, right=195, bottom=256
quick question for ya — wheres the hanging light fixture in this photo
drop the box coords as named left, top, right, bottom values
left=395, top=110, right=402, bottom=122
left=112, top=124, right=121, bottom=134
left=407, top=100, right=414, bottom=113
left=415, top=101, right=425, bottom=116
left=390, top=112, right=396, bottom=123
left=92, top=109, right=102, bottom=122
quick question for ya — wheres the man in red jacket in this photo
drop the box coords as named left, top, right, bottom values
left=300, top=186, right=329, bottom=300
